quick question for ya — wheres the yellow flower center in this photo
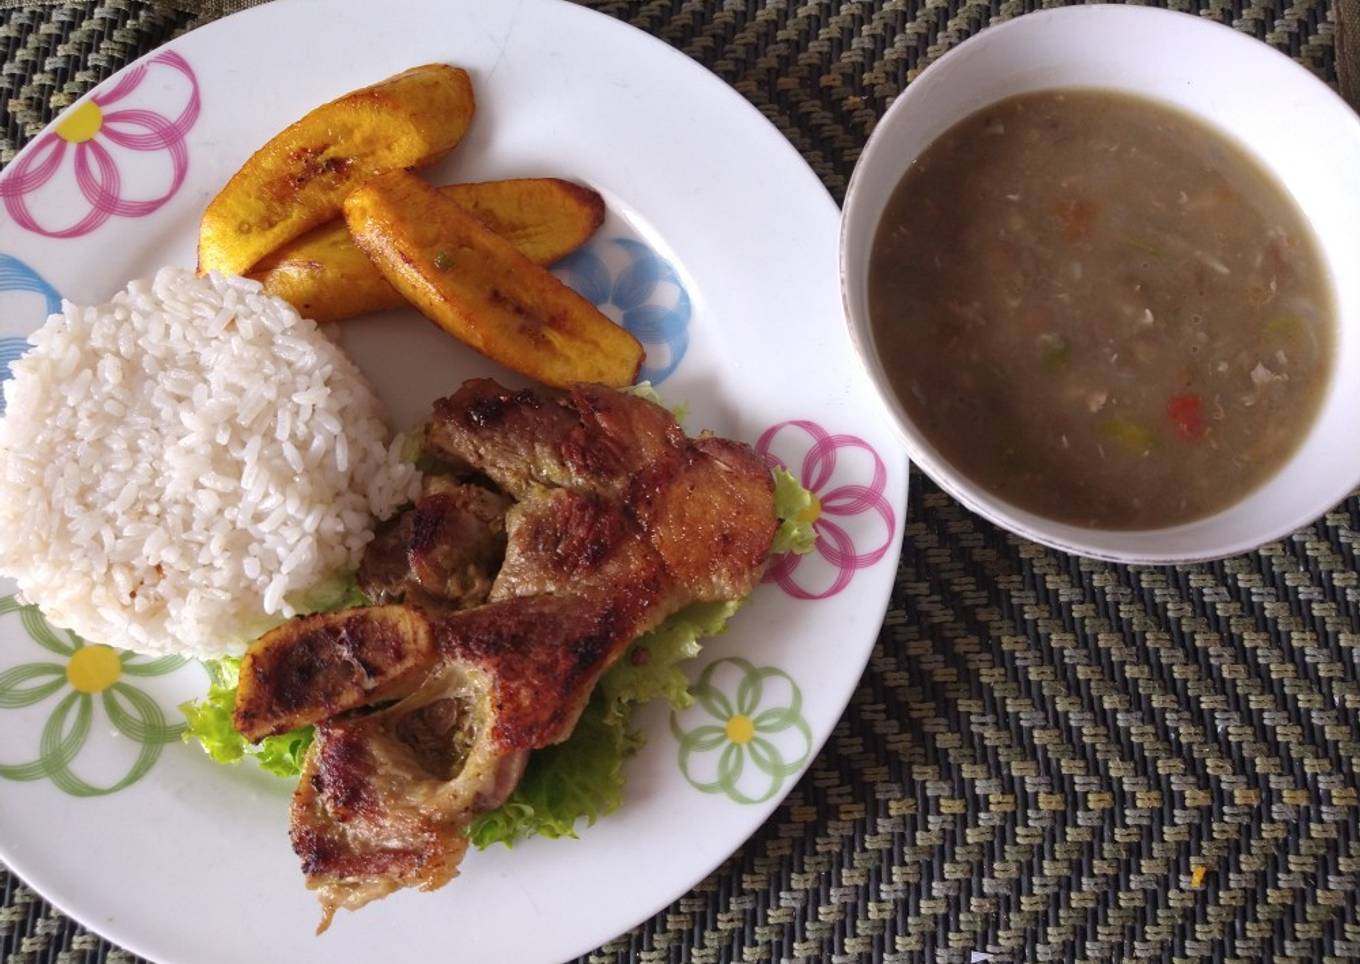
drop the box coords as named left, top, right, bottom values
left=67, top=644, right=121, bottom=694
left=725, top=713, right=755, bottom=745
left=56, top=101, right=103, bottom=144
left=798, top=493, right=822, bottom=524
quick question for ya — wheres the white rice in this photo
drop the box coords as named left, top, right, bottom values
left=0, top=268, right=420, bottom=658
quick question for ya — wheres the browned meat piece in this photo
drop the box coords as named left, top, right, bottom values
left=427, top=379, right=689, bottom=501
left=292, top=592, right=661, bottom=927
left=409, top=479, right=510, bottom=599
left=235, top=606, right=436, bottom=742
left=292, top=655, right=528, bottom=929
left=570, top=382, right=687, bottom=481
left=435, top=381, right=775, bottom=601
left=436, top=592, right=671, bottom=747
left=356, top=511, right=418, bottom=604
left=241, top=379, right=777, bottom=927
left=358, top=477, right=511, bottom=610
left=633, top=436, right=778, bottom=602
left=490, top=488, right=675, bottom=606
left=428, top=379, right=581, bottom=497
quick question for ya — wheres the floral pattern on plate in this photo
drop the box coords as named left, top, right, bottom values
left=0, top=595, right=190, bottom=797
left=756, top=419, right=896, bottom=599
left=0, top=50, right=200, bottom=238
left=554, top=237, right=690, bottom=383
left=0, top=254, right=62, bottom=414
left=670, top=657, right=812, bottom=804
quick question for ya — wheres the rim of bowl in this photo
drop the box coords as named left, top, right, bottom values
left=840, top=4, right=1360, bottom=566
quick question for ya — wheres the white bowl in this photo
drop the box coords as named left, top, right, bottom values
left=841, top=5, right=1360, bottom=564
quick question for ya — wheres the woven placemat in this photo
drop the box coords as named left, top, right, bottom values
left=1, top=1, right=1357, bottom=962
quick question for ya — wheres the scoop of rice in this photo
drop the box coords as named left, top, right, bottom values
left=0, top=268, right=419, bottom=658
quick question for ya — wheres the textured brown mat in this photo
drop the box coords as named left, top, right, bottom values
left=1, top=1, right=1357, bottom=962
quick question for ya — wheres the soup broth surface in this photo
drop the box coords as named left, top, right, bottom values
left=869, top=89, right=1335, bottom=529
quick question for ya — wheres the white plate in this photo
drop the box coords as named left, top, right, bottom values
left=0, top=1, right=907, bottom=961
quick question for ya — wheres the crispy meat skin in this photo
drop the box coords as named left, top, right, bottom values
left=234, top=606, right=434, bottom=742
left=238, top=379, right=776, bottom=926
left=491, top=488, right=673, bottom=604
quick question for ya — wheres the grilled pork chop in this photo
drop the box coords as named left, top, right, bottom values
left=234, top=380, right=776, bottom=928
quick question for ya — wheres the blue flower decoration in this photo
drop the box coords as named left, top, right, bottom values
left=0, top=254, right=61, bottom=415
left=555, top=238, right=690, bottom=384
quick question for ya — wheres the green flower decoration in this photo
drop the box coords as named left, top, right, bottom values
left=669, top=656, right=812, bottom=804
left=0, top=594, right=188, bottom=797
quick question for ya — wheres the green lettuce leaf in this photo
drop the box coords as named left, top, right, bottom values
left=253, top=726, right=316, bottom=777
left=286, top=571, right=370, bottom=615
left=179, top=656, right=249, bottom=766
left=772, top=466, right=819, bottom=555
left=398, top=421, right=454, bottom=474
left=398, top=423, right=428, bottom=465
left=599, top=600, right=741, bottom=725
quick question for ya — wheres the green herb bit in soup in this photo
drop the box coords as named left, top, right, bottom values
left=868, top=89, right=1334, bottom=529
left=1099, top=416, right=1157, bottom=455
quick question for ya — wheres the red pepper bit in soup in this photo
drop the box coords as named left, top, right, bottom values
left=1167, top=392, right=1206, bottom=441
left=1053, top=198, right=1101, bottom=241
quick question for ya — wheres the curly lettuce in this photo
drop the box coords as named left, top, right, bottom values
left=287, top=572, right=370, bottom=616
left=772, top=466, right=819, bottom=555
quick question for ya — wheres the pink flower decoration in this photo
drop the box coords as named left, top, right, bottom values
left=0, top=50, right=200, bottom=238
left=756, top=419, right=896, bottom=600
